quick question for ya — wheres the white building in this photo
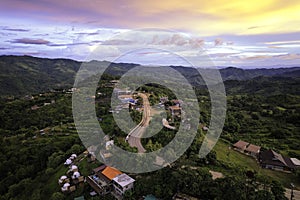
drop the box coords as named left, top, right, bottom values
left=106, top=140, right=114, bottom=150
left=112, top=173, right=135, bottom=196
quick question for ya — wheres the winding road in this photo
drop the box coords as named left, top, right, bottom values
left=127, top=93, right=151, bottom=153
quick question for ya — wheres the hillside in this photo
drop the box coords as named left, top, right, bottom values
left=0, top=55, right=299, bottom=96
left=0, top=56, right=80, bottom=96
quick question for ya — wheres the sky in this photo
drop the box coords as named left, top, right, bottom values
left=1, top=0, right=300, bottom=67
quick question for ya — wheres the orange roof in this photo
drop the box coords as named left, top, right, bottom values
left=169, top=105, right=181, bottom=110
left=102, top=167, right=122, bottom=180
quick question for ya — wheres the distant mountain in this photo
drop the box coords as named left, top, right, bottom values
left=0, top=55, right=80, bottom=96
left=219, top=66, right=300, bottom=80
left=224, top=76, right=300, bottom=95
left=0, top=55, right=299, bottom=96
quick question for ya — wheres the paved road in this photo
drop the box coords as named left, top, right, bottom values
left=127, top=93, right=151, bottom=153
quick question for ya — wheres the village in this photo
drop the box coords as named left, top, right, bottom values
left=52, top=84, right=300, bottom=199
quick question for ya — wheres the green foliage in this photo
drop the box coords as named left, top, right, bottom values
left=271, top=181, right=288, bottom=200
left=50, top=192, right=65, bottom=200
left=0, top=58, right=299, bottom=199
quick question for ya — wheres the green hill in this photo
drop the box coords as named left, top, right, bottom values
left=0, top=55, right=299, bottom=96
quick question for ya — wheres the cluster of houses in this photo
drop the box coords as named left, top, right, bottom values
left=58, top=146, right=135, bottom=198
left=59, top=154, right=84, bottom=193
left=64, top=153, right=78, bottom=165
left=166, top=99, right=183, bottom=117
left=86, top=165, right=135, bottom=197
left=233, top=140, right=300, bottom=172
left=85, top=140, right=136, bottom=198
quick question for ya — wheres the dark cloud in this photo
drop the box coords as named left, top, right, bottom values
left=11, top=38, right=50, bottom=45
left=3, top=28, right=30, bottom=32
left=76, top=32, right=99, bottom=36
left=33, top=33, right=49, bottom=37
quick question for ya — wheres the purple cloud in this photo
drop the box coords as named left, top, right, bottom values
left=11, top=38, right=50, bottom=45
left=214, top=38, right=223, bottom=46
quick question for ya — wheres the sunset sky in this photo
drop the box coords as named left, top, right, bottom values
left=1, top=0, right=300, bottom=67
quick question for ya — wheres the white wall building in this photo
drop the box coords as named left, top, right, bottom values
left=112, top=173, right=135, bottom=196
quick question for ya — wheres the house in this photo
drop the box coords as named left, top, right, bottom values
left=101, top=167, right=122, bottom=181
left=86, top=174, right=111, bottom=195
left=112, top=173, right=135, bottom=196
left=106, top=140, right=114, bottom=150
left=86, top=166, right=121, bottom=196
left=169, top=105, right=181, bottom=116
left=31, top=105, right=40, bottom=110
left=93, top=165, right=107, bottom=174
left=160, top=97, right=169, bottom=104
left=233, top=140, right=249, bottom=152
left=86, top=165, right=111, bottom=196
left=290, top=158, right=300, bottom=169
left=87, top=165, right=135, bottom=197
left=245, top=144, right=261, bottom=157
left=172, top=99, right=183, bottom=107
left=259, top=150, right=295, bottom=171
left=202, top=126, right=209, bottom=131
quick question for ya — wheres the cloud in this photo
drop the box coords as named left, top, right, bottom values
left=1, top=0, right=300, bottom=36
left=275, top=53, right=300, bottom=60
left=214, top=38, right=223, bottom=46
left=101, top=31, right=205, bottom=51
left=265, top=40, right=300, bottom=45
left=101, top=39, right=135, bottom=45
left=3, top=27, right=30, bottom=32
left=47, top=42, right=91, bottom=47
left=11, top=38, right=50, bottom=45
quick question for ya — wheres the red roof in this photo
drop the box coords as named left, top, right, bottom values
left=245, top=144, right=261, bottom=154
left=101, top=167, right=122, bottom=180
left=233, top=140, right=249, bottom=149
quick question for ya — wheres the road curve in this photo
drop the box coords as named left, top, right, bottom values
left=127, top=93, right=151, bottom=153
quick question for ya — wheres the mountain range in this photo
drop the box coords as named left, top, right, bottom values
left=0, top=55, right=299, bottom=96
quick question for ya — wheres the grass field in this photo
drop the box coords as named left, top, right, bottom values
left=213, top=139, right=300, bottom=189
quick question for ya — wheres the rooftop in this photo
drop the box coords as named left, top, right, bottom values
left=291, top=158, right=300, bottom=166
left=233, top=140, right=249, bottom=149
left=260, top=149, right=295, bottom=169
left=93, top=165, right=106, bottom=174
left=245, top=144, right=261, bottom=153
left=113, top=173, right=135, bottom=187
left=102, top=166, right=122, bottom=180
left=169, top=105, right=181, bottom=110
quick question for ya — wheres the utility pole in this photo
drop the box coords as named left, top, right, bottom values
left=290, top=183, right=295, bottom=200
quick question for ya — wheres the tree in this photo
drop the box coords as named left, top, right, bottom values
left=253, top=190, right=274, bottom=200
left=271, top=181, right=288, bottom=200
left=51, top=192, right=65, bottom=200
left=69, top=144, right=84, bottom=154
left=124, top=190, right=135, bottom=200
left=47, top=151, right=65, bottom=169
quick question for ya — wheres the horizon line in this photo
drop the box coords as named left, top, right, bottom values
left=1, top=54, right=299, bottom=70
